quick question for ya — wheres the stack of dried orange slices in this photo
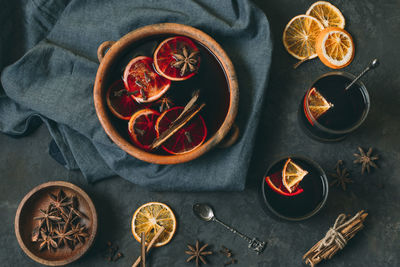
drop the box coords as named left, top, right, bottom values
left=283, top=1, right=355, bottom=69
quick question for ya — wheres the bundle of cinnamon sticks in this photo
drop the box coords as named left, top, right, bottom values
left=303, top=210, right=368, bottom=267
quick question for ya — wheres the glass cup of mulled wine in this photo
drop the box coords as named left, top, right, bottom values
left=298, top=72, right=370, bottom=142
left=260, top=155, right=329, bottom=221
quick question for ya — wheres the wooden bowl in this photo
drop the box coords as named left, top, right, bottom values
left=15, top=181, right=97, bottom=266
left=93, top=23, right=239, bottom=164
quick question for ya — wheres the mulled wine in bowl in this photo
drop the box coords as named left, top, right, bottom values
left=298, top=72, right=370, bottom=142
left=93, top=23, right=239, bottom=164
left=261, top=155, right=328, bottom=221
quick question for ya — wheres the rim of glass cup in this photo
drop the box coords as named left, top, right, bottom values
left=261, top=155, right=329, bottom=221
left=304, top=71, right=371, bottom=135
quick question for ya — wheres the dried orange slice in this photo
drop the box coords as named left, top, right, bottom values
left=307, top=87, right=333, bottom=119
left=282, top=158, right=309, bottom=193
left=131, top=202, right=176, bottom=247
left=283, top=15, right=324, bottom=60
left=316, top=27, right=355, bottom=69
left=306, top=1, right=345, bottom=29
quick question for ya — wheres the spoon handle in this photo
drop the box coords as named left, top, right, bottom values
left=345, top=58, right=379, bottom=90
left=212, top=217, right=266, bottom=254
left=213, top=217, right=252, bottom=242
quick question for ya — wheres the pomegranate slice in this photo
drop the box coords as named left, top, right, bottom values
left=155, top=107, right=207, bottom=155
left=154, top=36, right=201, bottom=81
left=265, top=171, right=304, bottom=197
left=123, top=56, right=171, bottom=103
left=106, top=80, right=140, bottom=120
left=128, top=109, right=160, bottom=151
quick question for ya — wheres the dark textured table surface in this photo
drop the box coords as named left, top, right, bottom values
left=1, top=0, right=399, bottom=266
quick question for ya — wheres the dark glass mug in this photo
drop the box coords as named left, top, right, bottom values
left=260, top=155, right=329, bottom=221
left=298, top=72, right=370, bottom=142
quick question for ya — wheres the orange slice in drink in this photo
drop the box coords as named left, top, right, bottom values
left=265, top=172, right=304, bottom=197
left=283, top=15, right=324, bottom=60
left=306, top=1, right=345, bottom=29
left=316, top=27, right=355, bottom=69
left=154, top=36, right=200, bottom=81
left=123, top=56, right=171, bottom=103
left=155, top=107, right=207, bottom=155
left=128, top=109, right=160, bottom=151
left=307, top=87, right=333, bottom=120
left=282, top=158, right=309, bottom=193
left=106, top=80, right=140, bottom=120
left=131, top=202, right=176, bottom=247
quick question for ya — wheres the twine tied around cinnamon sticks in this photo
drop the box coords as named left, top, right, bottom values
left=303, top=210, right=368, bottom=267
left=317, top=213, right=357, bottom=250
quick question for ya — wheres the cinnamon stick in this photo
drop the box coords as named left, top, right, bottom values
left=303, top=210, right=368, bottom=266
left=141, top=232, right=146, bottom=267
left=176, top=89, right=200, bottom=122
left=150, top=90, right=204, bottom=150
left=132, top=227, right=165, bottom=267
left=150, top=103, right=205, bottom=149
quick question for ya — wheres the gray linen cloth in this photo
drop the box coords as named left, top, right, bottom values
left=0, top=0, right=272, bottom=191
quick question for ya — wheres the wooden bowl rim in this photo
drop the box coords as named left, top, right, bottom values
left=94, top=23, right=239, bottom=164
left=14, top=181, right=98, bottom=266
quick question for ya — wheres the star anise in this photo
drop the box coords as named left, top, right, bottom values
left=69, top=195, right=86, bottom=219
left=34, top=205, right=62, bottom=231
left=185, top=240, right=212, bottom=267
left=49, top=190, right=72, bottom=218
left=53, top=211, right=75, bottom=248
left=353, top=147, right=379, bottom=174
left=38, top=230, right=58, bottom=251
left=54, top=224, right=75, bottom=249
left=172, top=46, right=200, bottom=76
left=157, top=97, right=174, bottom=113
left=329, top=160, right=353, bottom=191
left=70, top=223, right=89, bottom=245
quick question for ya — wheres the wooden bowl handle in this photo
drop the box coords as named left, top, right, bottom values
left=97, top=41, right=116, bottom=63
left=218, top=123, right=240, bottom=148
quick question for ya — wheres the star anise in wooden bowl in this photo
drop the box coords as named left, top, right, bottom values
left=31, top=189, right=90, bottom=252
left=15, top=181, right=97, bottom=266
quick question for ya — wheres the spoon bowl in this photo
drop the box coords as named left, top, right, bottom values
left=193, top=203, right=214, bottom=221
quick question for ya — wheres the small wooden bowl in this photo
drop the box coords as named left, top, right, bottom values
left=15, top=181, right=97, bottom=266
left=94, top=23, right=239, bottom=164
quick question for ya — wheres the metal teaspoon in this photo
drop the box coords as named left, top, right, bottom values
left=345, top=58, right=380, bottom=90
left=193, top=203, right=266, bottom=254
